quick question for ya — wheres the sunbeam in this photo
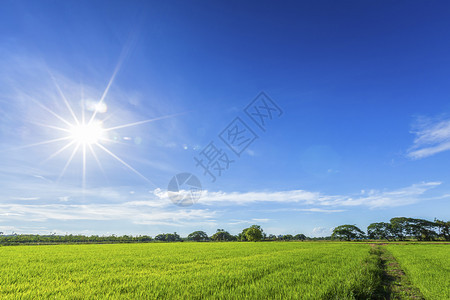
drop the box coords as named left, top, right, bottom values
left=41, top=140, right=77, bottom=164
left=82, top=143, right=86, bottom=190
left=29, top=97, right=73, bottom=127
left=33, top=122, right=71, bottom=133
left=95, top=142, right=156, bottom=186
left=103, top=112, right=187, bottom=132
left=14, top=136, right=72, bottom=150
left=59, top=142, right=80, bottom=181
left=88, top=51, right=126, bottom=125
left=88, top=143, right=106, bottom=179
left=50, top=74, right=80, bottom=125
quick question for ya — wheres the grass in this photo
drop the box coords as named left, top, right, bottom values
left=371, top=245, right=424, bottom=299
left=384, top=244, right=450, bottom=300
left=0, top=242, right=381, bottom=299
left=0, top=242, right=447, bottom=299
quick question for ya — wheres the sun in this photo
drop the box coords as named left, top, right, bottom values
left=22, top=66, right=184, bottom=189
left=69, top=122, right=105, bottom=145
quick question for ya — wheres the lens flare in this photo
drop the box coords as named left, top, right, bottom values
left=69, top=122, right=104, bottom=145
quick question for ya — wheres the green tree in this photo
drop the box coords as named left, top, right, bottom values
left=154, top=232, right=181, bottom=242
left=281, top=234, right=293, bottom=241
left=293, top=234, right=306, bottom=241
left=211, top=229, right=235, bottom=241
left=154, top=234, right=166, bottom=241
left=165, top=232, right=181, bottom=242
left=187, top=231, right=209, bottom=242
left=435, top=219, right=450, bottom=241
left=267, top=234, right=277, bottom=241
left=390, top=217, right=409, bottom=240
left=407, top=218, right=438, bottom=241
left=242, top=225, right=263, bottom=242
left=331, top=225, right=365, bottom=241
left=367, top=222, right=392, bottom=240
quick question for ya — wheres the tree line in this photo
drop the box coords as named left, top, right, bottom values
left=1, top=217, right=448, bottom=245
left=332, top=217, right=450, bottom=241
left=0, top=225, right=306, bottom=245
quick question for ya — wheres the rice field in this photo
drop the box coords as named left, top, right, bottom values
left=385, top=244, right=450, bottom=300
left=0, top=242, right=381, bottom=299
left=0, top=242, right=447, bottom=299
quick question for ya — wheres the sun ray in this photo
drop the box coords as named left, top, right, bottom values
left=88, top=143, right=107, bottom=179
left=99, top=113, right=115, bottom=124
left=94, top=142, right=156, bottom=187
left=88, top=56, right=125, bottom=125
left=50, top=74, right=80, bottom=125
left=103, top=112, right=187, bottom=132
left=32, top=122, right=71, bottom=133
left=58, top=143, right=80, bottom=181
left=81, top=83, right=85, bottom=125
left=29, top=97, right=73, bottom=127
left=12, top=136, right=72, bottom=151
left=41, top=140, right=77, bottom=164
left=82, top=144, right=86, bottom=190
left=98, top=137, right=129, bottom=146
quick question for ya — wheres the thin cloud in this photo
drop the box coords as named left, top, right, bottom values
left=155, top=181, right=442, bottom=209
left=408, top=117, right=450, bottom=159
left=0, top=202, right=216, bottom=225
left=294, top=208, right=345, bottom=213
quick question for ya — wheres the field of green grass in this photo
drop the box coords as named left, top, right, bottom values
left=385, top=244, right=450, bottom=300
left=0, top=242, right=381, bottom=299
left=0, top=242, right=447, bottom=299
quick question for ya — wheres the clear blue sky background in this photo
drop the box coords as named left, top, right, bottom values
left=1, top=0, right=450, bottom=237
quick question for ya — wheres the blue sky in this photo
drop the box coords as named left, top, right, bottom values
left=1, top=1, right=450, bottom=237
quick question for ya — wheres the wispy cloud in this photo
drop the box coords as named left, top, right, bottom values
left=227, top=218, right=271, bottom=225
left=293, top=208, right=345, bottom=213
left=408, top=117, right=450, bottom=159
left=156, top=181, right=443, bottom=209
left=0, top=202, right=216, bottom=226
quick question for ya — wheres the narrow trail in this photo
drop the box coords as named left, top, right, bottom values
left=371, top=245, right=424, bottom=300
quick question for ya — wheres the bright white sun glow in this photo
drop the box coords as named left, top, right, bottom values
left=24, top=66, right=183, bottom=189
left=69, top=122, right=104, bottom=145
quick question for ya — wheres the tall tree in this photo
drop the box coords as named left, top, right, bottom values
left=367, top=222, right=392, bottom=240
left=406, top=218, right=438, bottom=241
left=331, top=225, right=365, bottom=241
left=211, top=229, right=234, bottom=241
left=390, top=217, right=409, bottom=240
left=187, top=231, right=209, bottom=242
left=294, top=234, right=307, bottom=241
left=281, top=234, right=293, bottom=241
left=435, top=219, right=450, bottom=241
left=242, top=225, right=263, bottom=242
left=154, top=234, right=166, bottom=241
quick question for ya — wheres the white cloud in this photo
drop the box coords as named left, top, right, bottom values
left=293, top=208, right=345, bottom=213
left=252, top=218, right=270, bottom=222
left=155, top=181, right=442, bottom=209
left=408, top=117, right=450, bottom=159
left=0, top=202, right=215, bottom=226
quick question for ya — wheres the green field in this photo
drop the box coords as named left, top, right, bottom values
left=385, top=244, right=450, bottom=300
left=0, top=242, right=447, bottom=299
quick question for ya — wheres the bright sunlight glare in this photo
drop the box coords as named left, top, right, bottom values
left=69, top=122, right=105, bottom=145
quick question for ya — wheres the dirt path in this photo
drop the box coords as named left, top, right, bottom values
left=371, top=245, right=424, bottom=299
